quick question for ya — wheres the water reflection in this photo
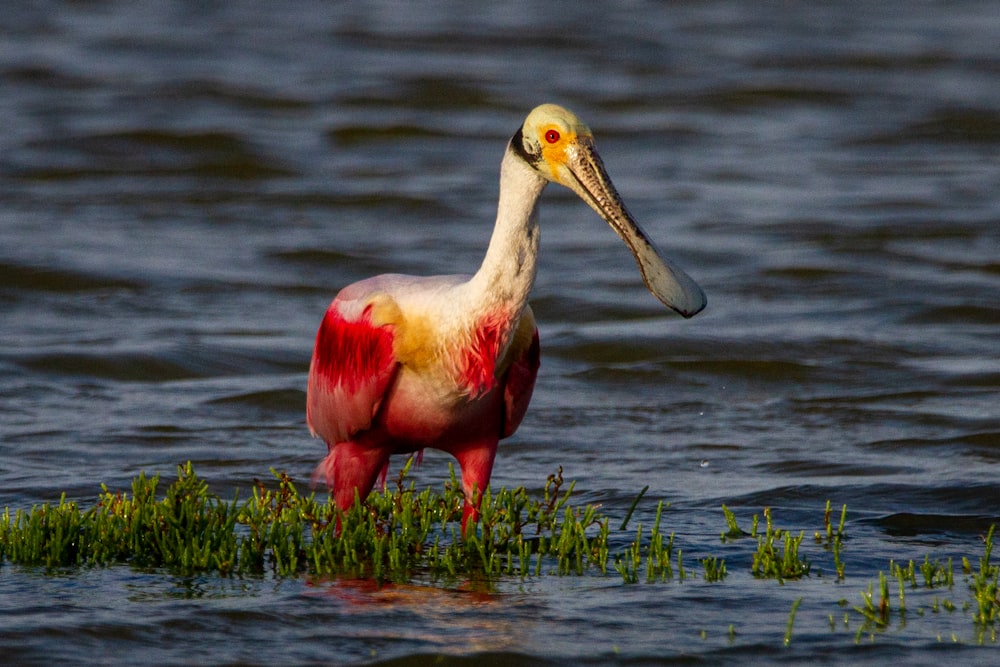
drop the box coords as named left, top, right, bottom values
left=306, top=577, right=526, bottom=655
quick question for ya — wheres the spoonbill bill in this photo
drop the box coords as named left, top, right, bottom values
left=307, top=104, right=706, bottom=531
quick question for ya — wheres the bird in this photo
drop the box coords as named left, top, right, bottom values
left=306, top=103, right=706, bottom=533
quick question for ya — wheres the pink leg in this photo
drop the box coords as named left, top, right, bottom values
left=313, top=441, right=390, bottom=514
left=453, top=438, right=498, bottom=535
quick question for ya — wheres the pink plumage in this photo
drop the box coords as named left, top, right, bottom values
left=307, top=301, right=397, bottom=446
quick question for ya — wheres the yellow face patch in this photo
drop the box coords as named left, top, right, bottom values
left=538, top=126, right=576, bottom=179
left=521, top=104, right=593, bottom=181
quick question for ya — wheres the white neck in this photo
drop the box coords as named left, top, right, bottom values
left=467, top=146, right=547, bottom=314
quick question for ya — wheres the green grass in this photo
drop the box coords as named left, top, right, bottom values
left=723, top=505, right=811, bottom=582
left=971, top=525, right=999, bottom=626
left=0, top=462, right=612, bottom=583
left=0, top=462, right=997, bottom=642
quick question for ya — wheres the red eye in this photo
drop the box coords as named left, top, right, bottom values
left=545, top=129, right=560, bottom=144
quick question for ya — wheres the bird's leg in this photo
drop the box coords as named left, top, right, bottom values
left=454, top=439, right=499, bottom=536
left=313, top=440, right=391, bottom=520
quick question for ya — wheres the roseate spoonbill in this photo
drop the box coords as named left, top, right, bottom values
left=307, top=104, right=706, bottom=532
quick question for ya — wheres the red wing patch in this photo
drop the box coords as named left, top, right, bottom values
left=457, top=310, right=512, bottom=397
left=307, top=301, right=397, bottom=445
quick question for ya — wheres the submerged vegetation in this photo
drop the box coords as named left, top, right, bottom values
left=0, top=462, right=997, bottom=644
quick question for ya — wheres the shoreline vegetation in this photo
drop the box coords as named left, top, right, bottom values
left=1, top=462, right=996, bottom=644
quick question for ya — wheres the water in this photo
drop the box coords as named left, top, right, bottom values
left=1, top=1, right=998, bottom=664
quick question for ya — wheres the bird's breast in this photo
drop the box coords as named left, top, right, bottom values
left=393, top=305, right=521, bottom=399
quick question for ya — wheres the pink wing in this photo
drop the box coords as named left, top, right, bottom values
left=501, top=327, right=540, bottom=438
left=307, top=296, right=398, bottom=446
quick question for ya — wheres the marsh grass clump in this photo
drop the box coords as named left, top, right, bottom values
left=701, top=555, right=728, bottom=582
left=751, top=507, right=811, bottom=582
left=720, top=504, right=746, bottom=542
left=719, top=505, right=817, bottom=582
left=0, top=465, right=241, bottom=572
left=614, top=500, right=675, bottom=584
left=970, top=525, right=999, bottom=626
left=855, top=571, right=892, bottom=632
left=920, top=555, right=953, bottom=588
left=0, top=462, right=611, bottom=583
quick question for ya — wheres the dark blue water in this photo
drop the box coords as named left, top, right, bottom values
left=2, top=1, right=998, bottom=664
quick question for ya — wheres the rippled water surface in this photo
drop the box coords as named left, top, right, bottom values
left=2, top=1, right=999, bottom=664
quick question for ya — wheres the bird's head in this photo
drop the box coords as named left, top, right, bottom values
left=511, top=104, right=707, bottom=319
left=514, top=103, right=594, bottom=185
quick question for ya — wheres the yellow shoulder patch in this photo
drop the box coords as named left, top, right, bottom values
left=391, top=309, right=440, bottom=371
left=366, top=293, right=402, bottom=327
